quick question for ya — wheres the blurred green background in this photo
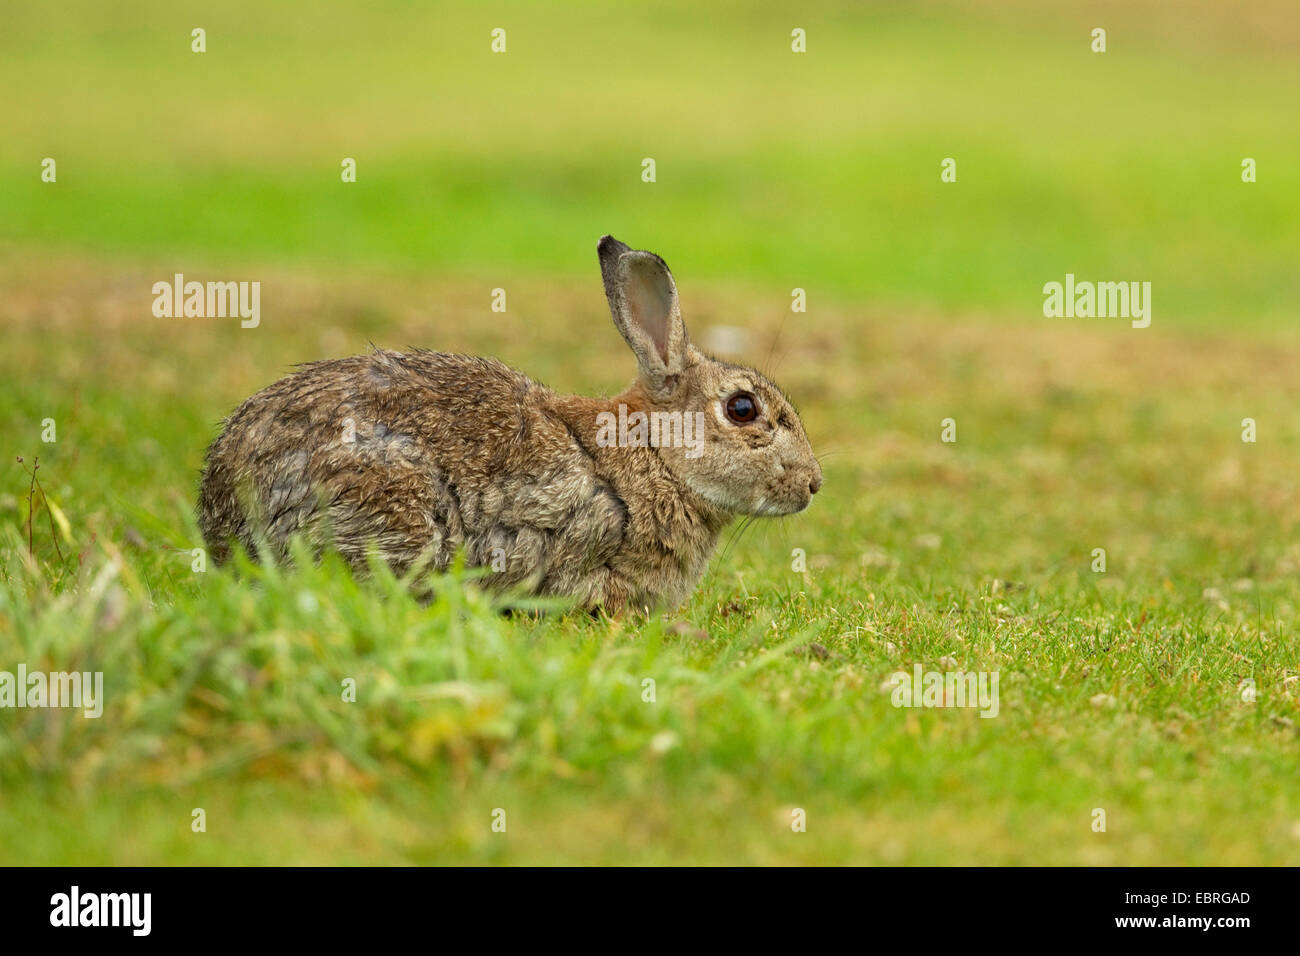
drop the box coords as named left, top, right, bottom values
left=3, top=0, right=1298, bottom=324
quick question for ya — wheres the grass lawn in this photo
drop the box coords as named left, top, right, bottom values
left=3, top=257, right=1297, bottom=864
left=1, top=1, right=1298, bottom=864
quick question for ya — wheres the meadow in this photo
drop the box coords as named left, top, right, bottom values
left=1, top=1, right=1297, bottom=864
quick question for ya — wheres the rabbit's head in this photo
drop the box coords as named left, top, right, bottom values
left=598, top=236, right=822, bottom=517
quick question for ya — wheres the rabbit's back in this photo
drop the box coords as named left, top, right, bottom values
left=197, top=349, right=627, bottom=590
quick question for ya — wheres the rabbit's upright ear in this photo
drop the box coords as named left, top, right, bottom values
left=598, top=235, right=689, bottom=396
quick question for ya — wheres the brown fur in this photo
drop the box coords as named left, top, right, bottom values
left=196, top=237, right=821, bottom=613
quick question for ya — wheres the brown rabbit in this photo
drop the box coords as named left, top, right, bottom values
left=196, top=236, right=822, bottom=613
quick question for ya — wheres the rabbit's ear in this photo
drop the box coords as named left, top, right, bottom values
left=598, top=235, right=688, bottom=395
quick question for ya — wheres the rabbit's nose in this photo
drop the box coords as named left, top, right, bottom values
left=809, top=472, right=823, bottom=495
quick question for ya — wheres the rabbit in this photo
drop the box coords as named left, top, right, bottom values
left=196, top=236, right=822, bottom=613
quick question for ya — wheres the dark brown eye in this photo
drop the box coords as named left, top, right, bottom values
left=725, top=392, right=759, bottom=424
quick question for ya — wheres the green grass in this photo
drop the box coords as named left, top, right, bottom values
left=2, top=257, right=1298, bottom=864
left=1, top=0, right=1298, bottom=864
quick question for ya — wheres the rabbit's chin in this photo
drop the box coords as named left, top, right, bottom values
left=753, top=495, right=812, bottom=517
left=689, top=479, right=810, bottom=518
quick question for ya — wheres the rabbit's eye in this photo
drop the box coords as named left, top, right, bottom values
left=725, top=392, right=759, bottom=424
